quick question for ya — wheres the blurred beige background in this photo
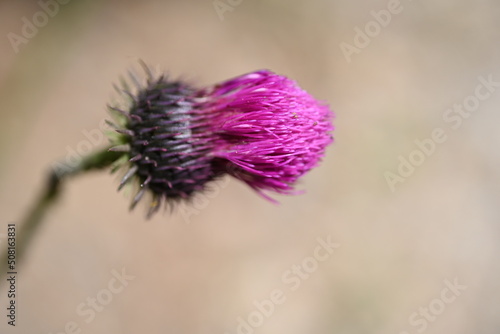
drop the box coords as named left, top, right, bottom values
left=0, top=0, right=499, bottom=333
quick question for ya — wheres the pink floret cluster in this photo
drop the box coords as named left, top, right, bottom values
left=196, top=70, right=334, bottom=201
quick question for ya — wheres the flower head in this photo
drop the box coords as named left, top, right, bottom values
left=108, top=66, right=333, bottom=216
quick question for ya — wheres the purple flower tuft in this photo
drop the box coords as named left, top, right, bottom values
left=198, top=70, right=334, bottom=201
left=108, top=67, right=334, bottom=215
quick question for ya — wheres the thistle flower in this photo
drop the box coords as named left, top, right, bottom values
left=108, top=66, right=334, bottom=216
left=0, top=66, right=332, bottom=281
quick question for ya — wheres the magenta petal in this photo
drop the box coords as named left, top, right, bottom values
left=198, top=70, right=334, bottom=201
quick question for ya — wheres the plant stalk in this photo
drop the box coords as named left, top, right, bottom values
left=0, top=147, right=123, bottom=281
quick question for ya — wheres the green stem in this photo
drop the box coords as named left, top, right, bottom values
left=0, top=147, right=124, bottom=281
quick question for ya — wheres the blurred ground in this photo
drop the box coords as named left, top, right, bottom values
left=0, top=0, right=499, bottom=333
